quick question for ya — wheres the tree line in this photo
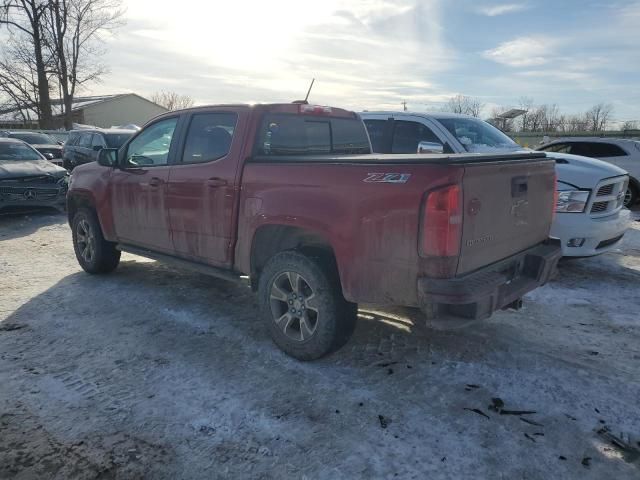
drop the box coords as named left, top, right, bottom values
left=440, top=94, right=637, bottom=133
left=0, top=0, right=123, bottom=130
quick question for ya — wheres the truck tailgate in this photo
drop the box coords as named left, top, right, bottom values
left=457, top=159, right=555, bottom=275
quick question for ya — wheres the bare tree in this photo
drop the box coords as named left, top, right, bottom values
left=45, top=0, right=124, bottom=130
left=543, top=104, right=561, bottom=131
left=442, top=94, right=484, bottom=118
left=526, top=104, right=562, bottom=132
left=585, top=103, right=613, bottom=132
left=516, top=97, right=534, bottom=132
left=621, top=120, right=638, bottom=131
left=0, top=0, right=54, bottom=127
left=557, top=113, right=589, bottom=133
left=151, top=91, right=195, bottom=111
left=0, top=34, right=46, bottom=122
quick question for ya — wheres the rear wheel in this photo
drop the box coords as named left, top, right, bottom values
left=72, top=208, right=121, bottom=274
left=258, top=250, right=357, bottom=360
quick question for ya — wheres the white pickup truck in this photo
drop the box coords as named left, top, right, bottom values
left=360, top=112, right=630, bottom=257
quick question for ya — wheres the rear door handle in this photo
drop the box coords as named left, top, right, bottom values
left=206, top=177, right=228, bottom=188
left=148, top=177, right=164, bottom=187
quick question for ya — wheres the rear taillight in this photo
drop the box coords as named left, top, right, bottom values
left=421, top=184, right=462, bottom=257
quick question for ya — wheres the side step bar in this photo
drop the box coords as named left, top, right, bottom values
left=117, top=244, right=243, bottom=284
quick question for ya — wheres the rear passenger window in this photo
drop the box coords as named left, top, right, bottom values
left=181, top=113, right=237, bottom=163
left=570, top=142, right=627, bottom=158
left=256, top=114, right=370, bottom=156
left=540, top=143, right=571, bottom=153
left=79, top=133, right=92, bottom=147
left=391, top=121, right=442, bottom=154
left=91, top=134, right=106, bottom=148
left=363, top=119, right=388, bottom=153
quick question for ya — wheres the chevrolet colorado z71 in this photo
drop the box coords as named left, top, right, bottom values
left=67, top=103, right=561, bottom=360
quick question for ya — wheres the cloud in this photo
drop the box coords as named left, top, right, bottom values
left=483, top=36, right=555, bottom=67
left=96, top=0, right=455, bottom=111
left=477, top=3, right=529, bottom=16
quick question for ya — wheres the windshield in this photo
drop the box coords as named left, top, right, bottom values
left=435, top=117, right=520, bottom=153
left=105, top=133, right=133, bottom=148
left=0, top=142, right=43, bottom=161
left=10, top=132, right=56, bottom=145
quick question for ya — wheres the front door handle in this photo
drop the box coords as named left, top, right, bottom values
left=148, top=177, right=164, bottom=187
left=206, top=177, right=228, bottom=188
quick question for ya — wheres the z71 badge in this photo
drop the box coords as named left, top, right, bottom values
left=364, top=173, right=411, bottom=184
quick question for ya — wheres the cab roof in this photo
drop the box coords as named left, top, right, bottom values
left=155, top=103, right=359, bottom=119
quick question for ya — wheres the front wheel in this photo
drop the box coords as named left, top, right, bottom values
left=72, top=208, right=121, bottom=274
left=258, top=250, right=357, bottom=361
left=624, top=183, right=638, bottom=208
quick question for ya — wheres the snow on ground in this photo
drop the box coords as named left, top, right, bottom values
left=1, top=209, right=639, bottom=479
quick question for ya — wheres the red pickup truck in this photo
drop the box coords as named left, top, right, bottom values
left=67, top=103, right=561, bottom=360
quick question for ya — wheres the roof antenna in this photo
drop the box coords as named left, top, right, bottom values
left=293, top=78, right=315, bottom=104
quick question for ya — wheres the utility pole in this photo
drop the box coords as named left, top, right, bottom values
left=401, top=101, right=407, bottom=111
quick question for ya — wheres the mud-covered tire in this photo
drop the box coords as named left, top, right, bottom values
left=72, top=208, right=120, bottom=274
left=258, top=250, right=357, bottom=361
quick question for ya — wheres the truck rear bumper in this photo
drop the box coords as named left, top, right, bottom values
left=417, top=239, right=561, bottom=320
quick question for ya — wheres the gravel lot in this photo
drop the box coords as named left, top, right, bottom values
left=1, top=208, right=640, bottom=479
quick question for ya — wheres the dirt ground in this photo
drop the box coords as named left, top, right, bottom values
left=1, top=208, right=640, bottom=480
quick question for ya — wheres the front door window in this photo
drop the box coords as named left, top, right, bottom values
left=125, top=118, right=178, bottom=167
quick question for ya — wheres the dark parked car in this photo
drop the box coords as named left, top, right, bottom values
left=6, top=131, right=64, bottom=167
left=0, top=138, right=68, bottom=212
left=63, top=129, right=134, bottom=170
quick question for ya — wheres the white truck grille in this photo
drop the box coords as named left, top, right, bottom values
left=588, top=175, right=628, bottom=217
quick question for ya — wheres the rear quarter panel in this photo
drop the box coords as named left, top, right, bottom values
left=236, top=162, right=463, bottom=305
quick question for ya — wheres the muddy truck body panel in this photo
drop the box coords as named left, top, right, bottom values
left=237, top=153, right=558, bottom=307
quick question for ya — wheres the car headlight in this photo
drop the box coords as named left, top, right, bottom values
left=57, top=174, right=70, bottom=190
left=556, top=190, right=590, bottom=213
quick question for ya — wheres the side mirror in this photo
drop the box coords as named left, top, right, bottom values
left=44, top=152, right=55, bottom=160
left=92, top=145, right=103, bottom=152
left=417, top=141, right=444, bottom=154
left=97, top=148, right=117, bottom=167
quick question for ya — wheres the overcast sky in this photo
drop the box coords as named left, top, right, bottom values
left=93, top=0, right=640, bottom=122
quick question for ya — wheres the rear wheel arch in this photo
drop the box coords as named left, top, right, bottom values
left=249, top=225, right=342, bottom=290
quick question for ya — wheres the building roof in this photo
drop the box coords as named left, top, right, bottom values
left=0, top=94, right=164, bottom=124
